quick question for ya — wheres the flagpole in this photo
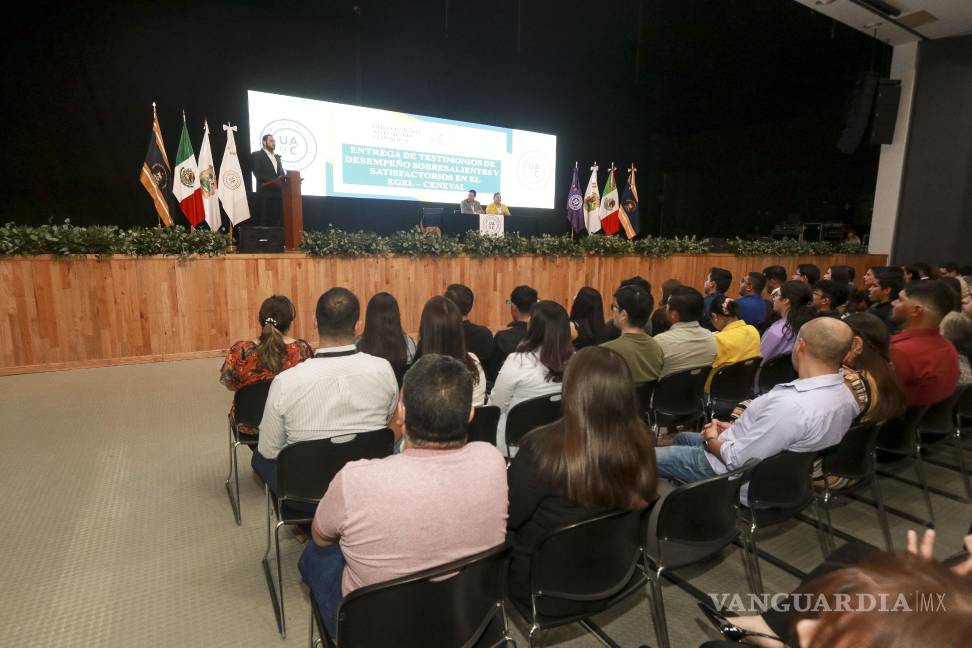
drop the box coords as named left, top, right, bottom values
left=571, top=161, right=578, bottom=240
left=153, top=102, right=162, bottom=231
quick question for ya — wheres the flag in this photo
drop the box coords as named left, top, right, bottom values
left=620, top=163, right=640, bottom=239
left=583, top=163, right=601, bottom=234
left=172, top=113, right=205, bottom=227
left=139, top=105, right=173, bottom=226
left=565, top=163, right=585, bottom=233
left=198, top=121, right=221, bottom=231
left=218, top=123, right=251, bottom=226
left=599, top=164, right=621, bottom=235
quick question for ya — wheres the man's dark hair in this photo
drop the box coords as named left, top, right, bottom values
left=901, top=280, right=955, bottom=320
left=940, top=262, right=959, bottom=274
left=493, top=192, right=501, bottom=198
left=316, top=287, right=360, bottom=337
left=873, top=265, right=906, bottom=282
left=510, top=285, right=539, bottom=314
left=261, top=134, right=273, bottom=146
left=875, top=274, right=904, bottom=301
left=444, top=283, right=474, bottom=316
left=667, top=286, right=704, bottom=322
left=830, top=265, right=855, bottom=284
left=746, top=271, right=766, bottom=295
left=614, top=285, right=652, bottom=329
left=708, top=267, right=732, bottom=293
left=467, top=189, right=477, bottom=196
left=796, top=263, right=821, bottom=285
left=619, top=276, right=654, bottom=313
left=762, top=265, right=787, bottom=284
left=814, top=279, right=849, bottom=309
left=940, top=277, right=963, bottom=311
left=402, top=354, right=473, bottom=446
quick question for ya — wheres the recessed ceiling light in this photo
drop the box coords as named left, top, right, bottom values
left=815, top=0, right=838, bottom=5
left=861, top=21, right=884, bottom=29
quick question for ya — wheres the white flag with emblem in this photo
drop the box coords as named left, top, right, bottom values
left=583, top=163, right=602, bottom=234
left=218, top=124, right=251, bottom=225
left=198, top=121, right=221, bottom=231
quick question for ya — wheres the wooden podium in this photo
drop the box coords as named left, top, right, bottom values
left=264, top=170, right=303, bottom=250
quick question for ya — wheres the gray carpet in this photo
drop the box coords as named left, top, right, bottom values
left=0, top=358, right=968, bottom=647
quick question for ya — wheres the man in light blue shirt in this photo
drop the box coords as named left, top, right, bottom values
left=655, top=317, right=859, bottom=500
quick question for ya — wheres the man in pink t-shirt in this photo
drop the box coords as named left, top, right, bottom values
left=299, top=354, right=509, bottom=636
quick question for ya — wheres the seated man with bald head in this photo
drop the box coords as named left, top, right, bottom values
left=655, top=317, right=860, bottom=499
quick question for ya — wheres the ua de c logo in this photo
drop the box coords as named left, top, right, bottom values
left=262, top=119, right=317, bottom=171
left=517, top=150, right=549, bottom=191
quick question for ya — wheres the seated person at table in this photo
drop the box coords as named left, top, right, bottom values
left=252, top=288, right=399, bottom=501
left=485, top=192, right=510, bottom=216
left=299, top=354, right=508, bottom=637
left=654, top=286, right=716, bottom=377
left=220, top=295, right=313, bottom=435
left=506, top=346, right=656, bottom=612
left=655, top=317, right=859, bottom=499
left=706, top=295, right=761, bottom=390
left=600, top=284, right=664, bottom=384
left=459, top=188, right=484, bottom=214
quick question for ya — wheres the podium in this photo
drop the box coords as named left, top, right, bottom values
left=263, top=170, right=303, bottom=250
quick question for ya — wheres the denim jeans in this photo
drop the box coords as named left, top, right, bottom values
left=655, top=432, right=720, bottom=484
left=299, top=543, right=346, bottom=639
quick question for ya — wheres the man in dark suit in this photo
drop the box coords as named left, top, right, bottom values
left=250, top=134, right=285, bottom=226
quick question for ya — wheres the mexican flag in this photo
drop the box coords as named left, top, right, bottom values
left=172, top=114, right=205, bottom=227
left=599, top=165, right=621, bottom=236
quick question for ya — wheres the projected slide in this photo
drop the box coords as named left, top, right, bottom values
left=247, top=90, right=556, bottom=208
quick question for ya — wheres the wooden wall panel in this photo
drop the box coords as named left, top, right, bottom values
left=0, top=253, right=888, bottom=375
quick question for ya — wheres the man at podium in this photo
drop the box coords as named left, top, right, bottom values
left=250, top=134, right=285, bottom=226
left=459, top=189, right=485, bottom=214
left=485, top=192, right=511, bottom=216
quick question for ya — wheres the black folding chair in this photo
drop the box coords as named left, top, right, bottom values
left=224, top=380, right=273, bottom=526
left=504, top=393, right=562, bottom=451
left=468, top=405, right=501, bottom=446
left=707, top=358, right=760, bottom=421
left=509, top=509, right=646, bottom=648
left=643, top=460, right=760, bottom=648
left=755, top=355, right=796, bottom=395
left=875, top=405, right=935, bottom=528
left=635, top=381, right=657, bottom=422
left=918, top=385, right=972, bottom=502
left=736, top=451, right=824, bottom=594
left=648, top=366, right=710, bottom=437
left=310, top=544, right=514, bottom=648
left=262, top=429, right=394, bottom=638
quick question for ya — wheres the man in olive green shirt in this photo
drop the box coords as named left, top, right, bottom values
left=601, top=285, right=664, bottom=383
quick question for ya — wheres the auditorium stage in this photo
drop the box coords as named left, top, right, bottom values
left=0, top=252, right=886, bottom=375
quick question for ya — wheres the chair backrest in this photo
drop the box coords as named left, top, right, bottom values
left=276, top=428, right=395, bottom=504
left=756, top=355, right=797, bottom=395
left=920, top=385, right=969, bottom=434
left=646, top=459, right=759, bottom=569
left=635, top=381, right=657, bottom=415
left=745, top=451, right=818, bottom=512
left=505, top=393, right=562, bottom=448
left=650, top=366, right=709, bottom=416
left=819, top=422, right=879, bottom=482
left=529, top=509, right=645, bottom=619
left=467, top=405, right=501, bottom=446
left=709, top=358, right=760, bottom=404
left=334, top=544, right=511, bottom=648
left=959, top=384, right=972, bottom=419
left=233, top=380, right=274, bottom=429
left=877, top=405, right=929, bottom=456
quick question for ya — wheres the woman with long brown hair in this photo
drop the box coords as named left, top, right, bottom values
left=505, top=346, right=657, bottom=607
left=415, top=296, right=486, bottom=405
left=356, top=292, right=416, bottom=387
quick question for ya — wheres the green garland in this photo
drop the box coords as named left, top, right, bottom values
left=0, top=221, right=229, bottom=259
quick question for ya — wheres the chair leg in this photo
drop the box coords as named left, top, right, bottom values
left=527, top=623, right=541, bottom=648
left=743, top=523, right=764, bottom=595
left=951, top=426, right=972, bottom=502
left=276, top=522, right=287, bottom=638
left=646, top=568, right=670, bottom=648
left=913, top=447, right=937, bottom=528
left=308, top=601, right=316, bottom=648
left=224, top=426, right=243, bottom=526
left=811, top=497, right=833, bottom=558
left=869, top=476, right=894, bottom=552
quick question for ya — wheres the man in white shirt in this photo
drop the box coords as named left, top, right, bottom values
left=653, top=286, right=716, bottom=377
left=252, top=287, right=399, bottom=503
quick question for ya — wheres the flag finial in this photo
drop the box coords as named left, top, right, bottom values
left=152, top=101, right=157, bottom=116
left=574, top=161, right=578, bottom=169
left=182, top=109, right=186, bottom=122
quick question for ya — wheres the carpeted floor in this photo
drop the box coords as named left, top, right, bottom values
left=0, top=358, right=968, bottom=647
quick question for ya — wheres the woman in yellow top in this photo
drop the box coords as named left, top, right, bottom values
left=706, top=295, right=761, bottom=390
left=485, top=192, right=511, bottom=216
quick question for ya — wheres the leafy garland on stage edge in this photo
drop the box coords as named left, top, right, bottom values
left=0, top=221, right=870, bottom=259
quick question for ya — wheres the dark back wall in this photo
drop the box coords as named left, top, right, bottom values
left=3, top=0, right=885, bottom=237
left=893, top=35, right=972, bottom=266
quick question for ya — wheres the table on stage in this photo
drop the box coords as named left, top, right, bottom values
left=425, top=211, right=540, bottom=237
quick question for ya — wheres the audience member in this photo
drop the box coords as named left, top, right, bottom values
left=604, top=276, right=654, bottom=339
left=889, top=280, right=960, bottom=405
left=845, top=288, right=870, bottom=314
left=702, top=266, right=733, bottom=331
left=792, top=263, right=820, bottom=286
left=417, top=296, right=487, bottom=405
left=600, top=285, right=664, bottom=384
left=842, top=313, right=906, bottom=424
left=707, top=295, right=760, bottom=390
left=356, top=292, right=415, bottom=387
left=939, top=262, right=960, bottom=278
left=654, top=286, right=716, bottom=377
left=940, top=311, right=972, bottom=386
left=760, top=280, right=814, bottom=364
left=904, top=263, right=934, bottom=282
left=736, top=271, right=768, bottom=327
left=220, top=295, right=313, bottom=435
left=762, top=265, right=787, bottom=298
left=490, top=300, right=574, bottom=455
left=963, top=283, right=972, bottom=321
left=655, top=317, right=858, bottom=498
left=489, top=285, right=538, bottom=381
left=823, top=264, right=855, bottom=285
left=253, top=288, right=399, bottom=497
left=444, top=283, right=494, bottom=369
left=506, top=346, right=656, bottom=611
left=298, top=354, right=508, bottom=636
left=868, top=272, right=903, bottom=333
left=811, top=279, right=849, bottom=317
left=568, top=286, right=610, bottom=349
left=650, top=278, right=682, bottom=336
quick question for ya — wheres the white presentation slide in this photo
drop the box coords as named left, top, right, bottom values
left=247, top=90, right=557, bottom=209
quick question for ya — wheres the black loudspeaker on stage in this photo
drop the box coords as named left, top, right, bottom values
left=238, top=226, right=284, bottom=253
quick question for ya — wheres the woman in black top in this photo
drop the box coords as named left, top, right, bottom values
left=568, top=287, right=609, bottom=349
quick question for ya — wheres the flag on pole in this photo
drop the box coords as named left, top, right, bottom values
left=620, top=163, right=640, bottom=239
left=198, top=121, right=221, bottom=231
left=172, top=112, right=205, bottom=228
left=565, top=162, right=585, bottom=234
left=583, top=163, right=601, bottom=234
left=139, top=104, right=173, bottom=227
left=218, top=123, right=251, bottom=226
left=598, top=164, right=621, bottom=236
